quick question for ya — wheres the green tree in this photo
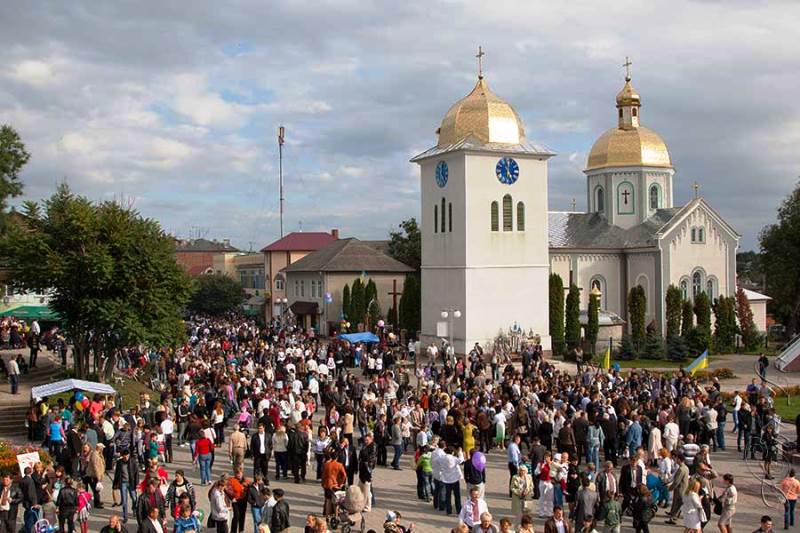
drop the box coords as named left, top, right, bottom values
left=2, top=184, right=192, bottom=380
left=736, top=286, right=760, bottom=351
left=350, top=278, right=365, bottom=325
left=712, top=296, right=736, bottom=353
left=368, top=299, right=382, bottom=327
left=760, top=181, right=800, bottom=333
left=398, top=275, right=420, bottom=336
left=665, top=285, right=683, bottom=338
left=693, top=292, right=712, bottom=353
left=667, top=333, right=689, bottom=361
left=681, top=299, right=694, bottom=336
left=565, top=284, right=581, bottom=350
left=387, top=305, right=397, bottom=326
left=549, top=273, right=565, bottom=354
left=188, top=273, right=245, bottom=316
left=587, top=291, right=599, bottom=353
left=387, top=218, right=421, bottom=271
left=618, top=334, right=637, bottom=360
left=0, top=125, right=29, bottom=233
left=342, top=283, right=351, bottom=320
left=628, top=285, right=647, bottom=350
left=643, top=323, right=664, bottom=359
left=365, top=279, right=378, bottom=309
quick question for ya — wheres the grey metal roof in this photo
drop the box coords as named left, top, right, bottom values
left=410, top=135, right=555, bottom=162
left=284, top=238, right=415, bottom=273
left=548, top=207, right=682, bottom=249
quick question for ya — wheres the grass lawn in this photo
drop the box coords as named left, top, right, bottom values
left=47, top=377, right=155, bottom=411
left=774, top=398, right=800, bottom=423
left=611, top=358, right=685, bottom=369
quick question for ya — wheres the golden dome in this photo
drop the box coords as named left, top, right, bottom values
left=437, top=77, right=525, bottom=147
left=586, top=125, right=672, bottom=171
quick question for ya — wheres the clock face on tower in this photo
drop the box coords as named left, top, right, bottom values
left=435, top=161, right=448, bottom=188
left=496, top=157, right=519, bottom=185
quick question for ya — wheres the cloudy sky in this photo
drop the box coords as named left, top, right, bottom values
left=1, top=1, right=798, bottom=250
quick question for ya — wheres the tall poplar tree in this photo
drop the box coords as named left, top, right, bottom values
left=549, top=273, right=565, bottom=354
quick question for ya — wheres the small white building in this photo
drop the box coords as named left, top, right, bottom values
left=743, top=288, right=771, bottom=332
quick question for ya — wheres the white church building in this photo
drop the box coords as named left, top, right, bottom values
left=412, top=66, right=739, bottom=354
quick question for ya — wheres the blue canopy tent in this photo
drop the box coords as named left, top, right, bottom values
left=336, top=332, right=380, bottom=344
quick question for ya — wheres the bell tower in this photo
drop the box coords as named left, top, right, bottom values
left=411, top=52, right=554, bottom=353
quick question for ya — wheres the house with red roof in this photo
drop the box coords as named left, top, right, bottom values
left=262, top=229, right=339, bottom=321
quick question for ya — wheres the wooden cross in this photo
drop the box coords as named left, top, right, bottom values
left=693, top=181, right=700, bottom=199
left=621, top=189, right=631, bottom=204
left=623, top=56, right=632, bottom=80
left=388, top=279, right=402, bottom=316
left=476, top=46, right=485, bottom=78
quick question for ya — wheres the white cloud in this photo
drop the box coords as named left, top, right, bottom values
left=10, top=60, right=54, bottom=85
left=171, top=74, right=251, bottom=128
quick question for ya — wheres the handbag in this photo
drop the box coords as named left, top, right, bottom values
left=712, top=491, right=723, bottom=515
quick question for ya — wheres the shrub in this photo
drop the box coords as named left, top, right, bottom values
left=628, top=286, right=647, bottom=351
left=565, top=284, right=581, bottom=351
left=0, top=442, right=51, bottom=477
left=667, top=334, right=689, bottom=361
left=617, top=335, right=638, bottom=360
left=665, top=285, right=683, bottom=339
left=549, top=274, right=565, bottom=355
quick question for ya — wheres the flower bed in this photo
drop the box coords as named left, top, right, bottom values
left=0, top=441, right=51, bottom=477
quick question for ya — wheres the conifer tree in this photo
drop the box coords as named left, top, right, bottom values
left=549, top=273, right=565, bottom=354
left=587, top=291, right=600, bottom=353
left=665, top=285, right=683, bottom=338
left=565, top=284, right=581, bottom=350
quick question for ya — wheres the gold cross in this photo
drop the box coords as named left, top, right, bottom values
left=476, top=46, right=485, bottom=78
left=623, top=56, right=632, bottom=81
left=693, top=181, right=700, bottom=199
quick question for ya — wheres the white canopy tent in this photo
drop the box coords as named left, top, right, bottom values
left=31, top=378, right=117, bottom=399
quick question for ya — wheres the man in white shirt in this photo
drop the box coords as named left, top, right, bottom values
left=458, top=486, right=489, bottom=529
left=160, top=416, right=174, bottom=463
left=732, top=391, right=742, bottom=431
left=439, top=447, right=465, bottom=516
left=430, top=440, right=446, bottom=511
left=7, top=357, right=19, bottom=395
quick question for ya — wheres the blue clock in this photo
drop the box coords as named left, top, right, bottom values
left=435, top=161, right=448, bottom=188
left=496, top=157, right=519, bottom=185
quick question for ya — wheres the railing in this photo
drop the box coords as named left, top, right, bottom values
left=756, top=359, right=791, bottom=406
left=775, top=333, right=800, bottom=371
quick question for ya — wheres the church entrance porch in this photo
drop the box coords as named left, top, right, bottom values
left=289, top=301, right=320, bottom=333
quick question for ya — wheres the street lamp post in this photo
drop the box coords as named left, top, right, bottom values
left=440, top=308, right=462, bottom=355
left=280, top=298, right=288, bottom=326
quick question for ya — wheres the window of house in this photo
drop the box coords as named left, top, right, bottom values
left=275, top=276, right=284, bottom=291
left=300, top=280, right=305, bottom=297
left=441, top=198, right=446, bottom=233
left=434, top=205, right=438, bottom=234
left=680, top=280, right=688, bottom=300
left=448, top=202, right=453, bottom=232
left=516, top=202, right=525, bottom=231
left=294, top=280, right=299, bottom=296
left=502, top=194, right=513, bottom=231
left=632, top=108, right=638, bottom=117
left=691, top=228, right=697, bottom=242
left=596, top=187, right=604, bottom=212
left=490, top=201, right=498, bottom=231
left=692, top=271, right=702, bottom=298
left=649, top=184, right=660, bottom=209
left=698, top=228, right=705, bottom=242
left=706, top=279, right=714, bottom=299
left=619, top=108, right=623, bottom=119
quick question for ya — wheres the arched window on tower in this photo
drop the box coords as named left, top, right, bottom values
left=433, top=205, right=438, bottom=234
left=448, top=202, right=452, bottom=232
left=490, top=201, right=498, bottom=231
left=502, top=194, right=513, bottom=231
left=596, top=187, right=605, bottom=213
left=649, top=184, right=660, bottom=209
left=516, top=202, right=525, bottom=231
left=680, top=279, right=688, bottom=300
left=692, top=271, right=702, bottom=298
left=440, top=198, right=446, bottom=233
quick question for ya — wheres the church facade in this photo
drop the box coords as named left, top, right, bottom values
left=412, top=66, right=739, bottom=354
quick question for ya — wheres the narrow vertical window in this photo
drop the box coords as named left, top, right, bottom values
left=649, top=184, right=659, bottom=209
left=434, top=205, right=438, bottom=234
left=692, top=271, right=702, bottom=297
left=516, top=202, right=525, bottom=231
left=490, top=201, right=498, bottom=231
left=691, top=228, right=696, bottom=242
left=441, top=198, right=446, bottom=233
left=699, top=228, right=705, bottom=242
left=596, top=187, right=604, bottom=212
left=502, top=194, right=513, bottom=231
left=448, top=202, right=452, bottom=232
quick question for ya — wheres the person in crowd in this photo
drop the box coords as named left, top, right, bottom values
left=457, top=486, right=489, bottom=530
left=779, top=469, right=799, bottom=530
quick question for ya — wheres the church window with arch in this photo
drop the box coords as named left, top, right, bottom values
left=692, top=271, right=703, bottom=298
left=706, top=277, right=717, bottom=300
left=590, top=277, right=607, bottom=309
left=680, top=279, right=689, bottom=300
left=274, top=274, right=284, bottom=291
left=502, top=194, right=513, bottom=231
left=649, top=184, right=661, bottom=210
left=490, top=201, right=498, bottom=231
left=596, top=186, right=605, bottom=213
left=441, top=198, right=446, bottom=233
left=617, top=181, right=635, bottom=215
left=516, top=202, right=525, bottom=231
left=448, top=202, right=453, bottom=232
left=433, top=205, right=438, bottom=234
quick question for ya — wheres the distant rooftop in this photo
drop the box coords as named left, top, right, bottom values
left=261, top=230, right=338, bottom=253
left=175, top=238, right=239, bottom=253
left=284, top=238, right=414, bottom=273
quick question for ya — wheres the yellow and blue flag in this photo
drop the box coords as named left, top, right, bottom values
left=685, top=349, right=709, bottom=376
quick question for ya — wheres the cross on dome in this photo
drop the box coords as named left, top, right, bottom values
left=476, top=46, right=485, bottom=79
left=622, top=56, right=632, bottom=81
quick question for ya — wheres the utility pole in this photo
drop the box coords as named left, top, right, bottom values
left=278, top=125, right=285, bottom=237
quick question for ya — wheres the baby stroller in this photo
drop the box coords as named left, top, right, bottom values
left=328, top=487, right=365, bottom=533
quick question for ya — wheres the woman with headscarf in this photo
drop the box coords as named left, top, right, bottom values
left=511, top=464, right=534, bottom=520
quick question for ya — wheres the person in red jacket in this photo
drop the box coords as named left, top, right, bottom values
left=193, top=434, right=214, bottom=485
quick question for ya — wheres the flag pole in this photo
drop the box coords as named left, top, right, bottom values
left=278, top=125, right=285, bottom=237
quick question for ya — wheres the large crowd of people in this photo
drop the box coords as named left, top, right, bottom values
left=1, top=314, right=799, bottom=533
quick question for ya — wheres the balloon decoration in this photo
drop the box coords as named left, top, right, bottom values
left=74, top=401, right=84, bottom=411
left=377, top=320, right=385, bottom=328
left=75, top=392, right=84, bottom=401
left=81, top=398, right=90, bottom=409
left=471, top=451, right=486, bottom=472
left=194, top=509, right=205, bottom=522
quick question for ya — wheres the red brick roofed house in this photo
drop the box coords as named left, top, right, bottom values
left=174, top=238, right=240, bottom=276
left=262, top=230, right=339, bottom=322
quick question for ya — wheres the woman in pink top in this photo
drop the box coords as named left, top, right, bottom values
left=780, top=468, right=799, bottom=529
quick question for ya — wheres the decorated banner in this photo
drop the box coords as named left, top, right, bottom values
left=16, top=451, right=41, bottom=476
